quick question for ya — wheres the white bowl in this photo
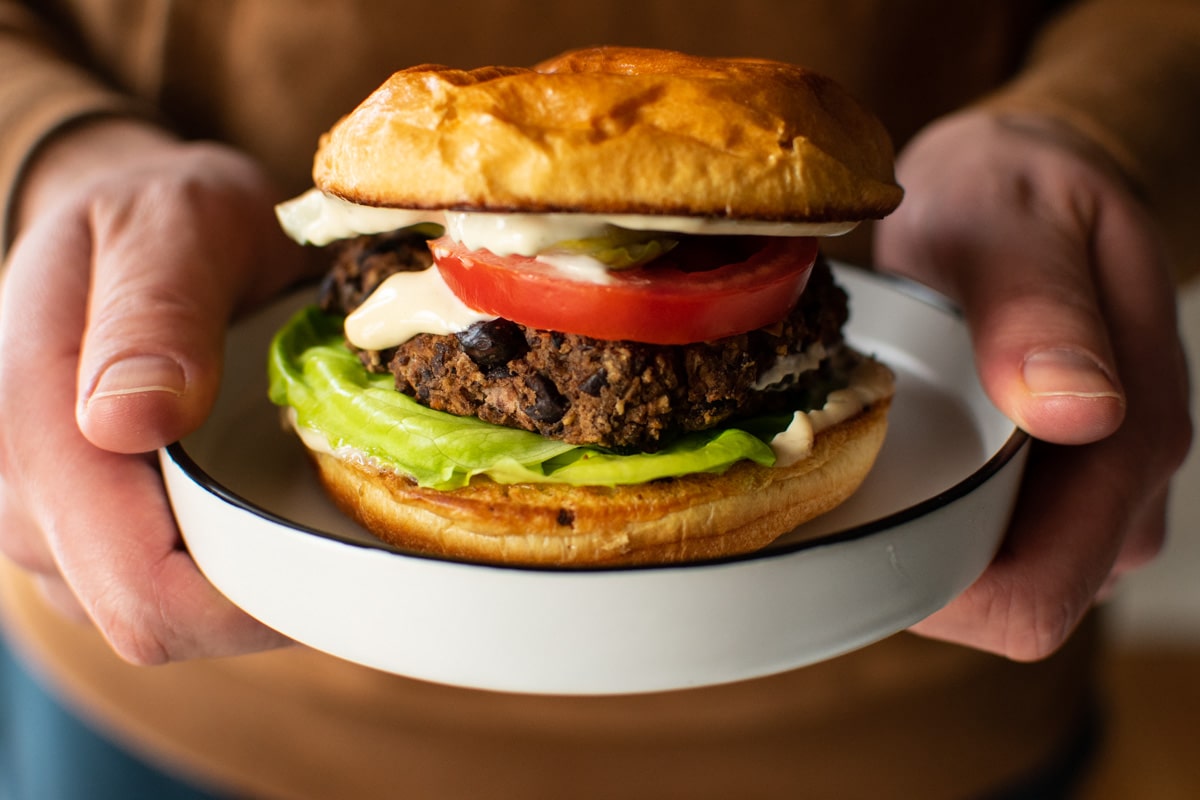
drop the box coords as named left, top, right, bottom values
left=161, top=265, right=1027, bottom=695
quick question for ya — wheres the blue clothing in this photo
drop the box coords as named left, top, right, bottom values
left=0, top=635, right=221, bottom=800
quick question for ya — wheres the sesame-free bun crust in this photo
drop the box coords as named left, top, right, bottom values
left=305, top=400, right=890, bottom=567
left=313, top=47, right=903, bottom=223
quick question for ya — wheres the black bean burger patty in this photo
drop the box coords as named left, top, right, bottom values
left=319, top=231, right=850, bottom=451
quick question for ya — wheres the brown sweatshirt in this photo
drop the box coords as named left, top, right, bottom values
left=1, top=1, right=1198, bottom=798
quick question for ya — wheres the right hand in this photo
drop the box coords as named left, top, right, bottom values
left=0, top=120, right=313, bottom=663
left=874, top=110, right=1192, bottom=660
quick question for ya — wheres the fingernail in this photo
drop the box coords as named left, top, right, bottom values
left=1022, top=348, right=1121, bottom=399
left=89, top=355, right=186, bottom=405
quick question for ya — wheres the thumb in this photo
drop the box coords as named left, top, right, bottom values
left=875, top=115, right=1128, bottom=446
left=952, top=239, right=1127, bottom=446
left=879, top=199, right=1127, bottom=446
left=75, top=147, right=297, bottom=453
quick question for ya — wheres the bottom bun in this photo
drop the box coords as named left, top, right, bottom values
left=305, top=400, right=891, bottom=567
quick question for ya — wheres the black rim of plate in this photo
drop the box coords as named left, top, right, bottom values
left=163, top=267, right=1031, bottom=574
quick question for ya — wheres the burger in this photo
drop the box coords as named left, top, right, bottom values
left=268, top=46, right=903, bottom=566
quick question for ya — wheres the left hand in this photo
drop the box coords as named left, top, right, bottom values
left=0, top=120, right=310, bottom=662
left=874, top=109, right=1192, bottom=660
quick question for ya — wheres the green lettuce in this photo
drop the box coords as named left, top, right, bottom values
left=268, top=306, right=778, bottom=490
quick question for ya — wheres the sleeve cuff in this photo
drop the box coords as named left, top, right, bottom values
left=0, top=35, right=155, bottom=254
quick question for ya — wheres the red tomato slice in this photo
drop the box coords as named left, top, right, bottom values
left=429, top=234, right=818, bottom=344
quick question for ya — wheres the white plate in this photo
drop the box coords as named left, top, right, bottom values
left=161, top=265, right=1028, bottom=695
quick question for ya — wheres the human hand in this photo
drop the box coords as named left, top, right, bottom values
left=874, top=110, right=1192, bottom=660
left=0, top=120, right=311, bottom=663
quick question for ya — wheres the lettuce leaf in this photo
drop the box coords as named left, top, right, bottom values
left=268, top=306, right=777, bottom=490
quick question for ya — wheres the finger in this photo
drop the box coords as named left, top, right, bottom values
left=915, top=422, right=1175, bottom=659
left=953, top=239, right=1127, bottom=446
left=76, top=148, right=301, bottom=455
left=1110, top=485, right=1170, bottom=579
left=49, top=447, right=292, bottom=662
left=2, top=212, right=290, bottom=663
left=0, top=485, right=91, bottom=622
left=0, top=480, right=58, bottom=576
left=1095, top=490, right=1169, bottom=604
left=34, top=575, right=92, bottom=624
left=1089, top=176, right=1192, bottom=462
left=910, top=438, right=1133, bottom=660
left=877, top=116, right=1127, bottom=446
left=7, top=450, right=154, bottom=630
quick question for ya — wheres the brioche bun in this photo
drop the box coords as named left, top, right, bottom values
left=305, top=401, right=890, bottom=567
left=313, top=46, right=903, bottom=222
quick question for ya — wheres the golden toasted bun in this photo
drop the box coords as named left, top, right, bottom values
left=305, top=400, right=890, bottom=567
left=313, top=46, right=903, bottom=223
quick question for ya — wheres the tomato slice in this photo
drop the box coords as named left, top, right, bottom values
left=429, top=235, right=818, bottom=344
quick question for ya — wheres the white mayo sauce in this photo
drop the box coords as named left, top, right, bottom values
left=442, top=209, right=857, bottom=256
left=753, top=342, right=828, bottom=391
left=275, top=189, right=442, bottom=246
left=276, top=189, right=858, bottom=251
left=343, top=261, right=494, bottom=351
left=768, top=357, right=895, bottom=466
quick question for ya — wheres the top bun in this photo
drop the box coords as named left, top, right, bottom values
left=313, top=47, right=903, bottom=222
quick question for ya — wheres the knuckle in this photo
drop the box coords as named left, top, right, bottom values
left=93, top=280, right=206, bottom=335
left=987, top=581, right=1087, bottom=663
left=0, top=528, right=53, bottom=576
left=1116, top=500, right=1170, bottom=574
left=1011, top=601, right=1079, bottom=662
left=0, top=484, right=54, bottom=576
left=34, top=577, right=92, bottom=624
left=1165, top=408, right=1194, bottom=472
left=1121, top=530, right=1167, bottom=573
left=87, top=583, right=172, bottom=667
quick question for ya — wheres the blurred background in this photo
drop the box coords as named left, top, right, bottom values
left=1079, top=281, right=1200, bottom=799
